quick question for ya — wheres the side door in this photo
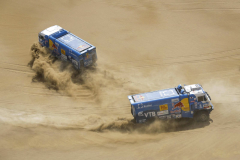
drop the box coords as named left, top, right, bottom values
left=197, top=95, right=208, bottom=110
left=197, top=95, right=209, bottom=109
left=179, top=95, right=192, bottom=118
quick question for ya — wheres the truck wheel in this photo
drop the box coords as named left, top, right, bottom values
left=79, top=60, right=85, bottom=73
left=195, top=111, right=209, bottom=122
left=92, top=54, right=97, bottom=64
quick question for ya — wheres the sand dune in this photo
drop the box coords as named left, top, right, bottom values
left=1, top=0, right=240, bottom=159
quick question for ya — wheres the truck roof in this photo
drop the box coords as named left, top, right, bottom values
left=132, top=88, right=179, bottom=103
left=183, top=84, right=204, bottom=95
left=41, top=25, right=62, bottom=36
left=58, top=33, right=91, bottom=52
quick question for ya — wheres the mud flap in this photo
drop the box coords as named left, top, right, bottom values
left=79, top=60, right=85, bottom=72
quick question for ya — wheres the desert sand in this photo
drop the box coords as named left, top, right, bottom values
left=1, top=0, right=240, bottom=159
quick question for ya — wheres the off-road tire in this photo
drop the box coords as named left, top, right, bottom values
left=195, top=111, right=209, bottom=122
left=79, top=60, right=85, bottom=73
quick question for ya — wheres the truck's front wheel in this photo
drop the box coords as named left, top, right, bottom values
left=195, top=111, right=209, bottom=122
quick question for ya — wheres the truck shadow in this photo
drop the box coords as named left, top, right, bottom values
left=93, top=118, right=213, bottom=134
left=135, top=118, right=213, bottom=133
left=153, top=118, right=212, bottom=133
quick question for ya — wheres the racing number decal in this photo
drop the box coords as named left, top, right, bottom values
left=61, top=49, right=66, bottom=55
left=159, top=104, right=168, bottom=111
left=49, top=39, right=53, bottom=50
left=181, top=98, right=190, bottom=111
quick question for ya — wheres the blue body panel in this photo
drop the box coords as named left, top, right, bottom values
left=133, top=88, right=178, bottom=102
left=129, top=85, right=214, bottom=123
left=39, top=26, right=97, bottom=70
left=58, top=34, right=90, bottom=52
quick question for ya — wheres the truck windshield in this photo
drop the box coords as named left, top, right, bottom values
left=39, top=35, right=44, bottom=40
left=205, top=92, right=211, bottom=101
left=205, top=94, right=210, bottom=101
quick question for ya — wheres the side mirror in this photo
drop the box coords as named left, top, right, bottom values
left=177, top=84, right=182, bottom=90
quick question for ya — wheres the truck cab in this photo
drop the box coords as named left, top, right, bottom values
left=182, top=84, right=213, bottom=122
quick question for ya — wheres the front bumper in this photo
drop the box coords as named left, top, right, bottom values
left=210, top=102, right=214, bottom=110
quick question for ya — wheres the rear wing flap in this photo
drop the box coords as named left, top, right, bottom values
left=128, top=95, right=135, bottom=104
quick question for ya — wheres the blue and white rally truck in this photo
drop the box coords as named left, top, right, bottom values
left=38, top=25, right=97, bottom=70
left=128, top=84, right=214, bottom=123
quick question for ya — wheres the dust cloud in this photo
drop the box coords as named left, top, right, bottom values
left=25, top=43, right=203, bottom=134
left=28, top=43, right=138, bottom=100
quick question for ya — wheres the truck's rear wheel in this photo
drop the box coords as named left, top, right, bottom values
left=79, top=60, right=85, bottom=73
left=195, top=111, right=209, bottom=122
left=92, top=54, right=97, bottom=64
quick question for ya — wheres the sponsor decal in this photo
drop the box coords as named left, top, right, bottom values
left=86, top=53, right=89, bottom=59
left=68, top=49, right=77, bottom=58
left=134, top=95, right=145, bottom=102
left=167, top=115, right=171, bottom=119
left=199, top=104, right=202, bottom=108
left=157, top=110, right=169, bottom=116
left=138, top=111, right=143, bottom=117
left=190, top=100, right=195, bottom=103
left=203, top=103, right=211, bottom=109
left=52, top=44, right=57, bottom=49
left=49, top=39, right=54, bottom=50
left=77, top=44, right=89, bottom=51
left=137, top=103, right=152, bottom=109
left=144, top=104, right=152, bottom=108
left=172, top=98, right=190, bottom=111
left=176, top=114, right=182, bottom=118
left=173, top=101, right=184, bottom=109
left=159, top=104, right=168, bottom=111
left=170, top=109, right=181, bottom=114
left=139, top=95, right=145, bottom=100
left=144, top=111, right=156, bottom=118
left=61, top=49, right=66, bottom=55
left=137, top=103, right=143, bottom=109
left=171, top=98, right=179, bottom=103
left=194, top=102, right=197, bottom=108
left=159, top=115, right=167, bottom=119
left=203, top=103, right=209, bottom=108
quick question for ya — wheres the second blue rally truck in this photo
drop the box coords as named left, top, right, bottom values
left=128, top=84, right=214, bottom=123
left=38, top=25, right=97, bottom=70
